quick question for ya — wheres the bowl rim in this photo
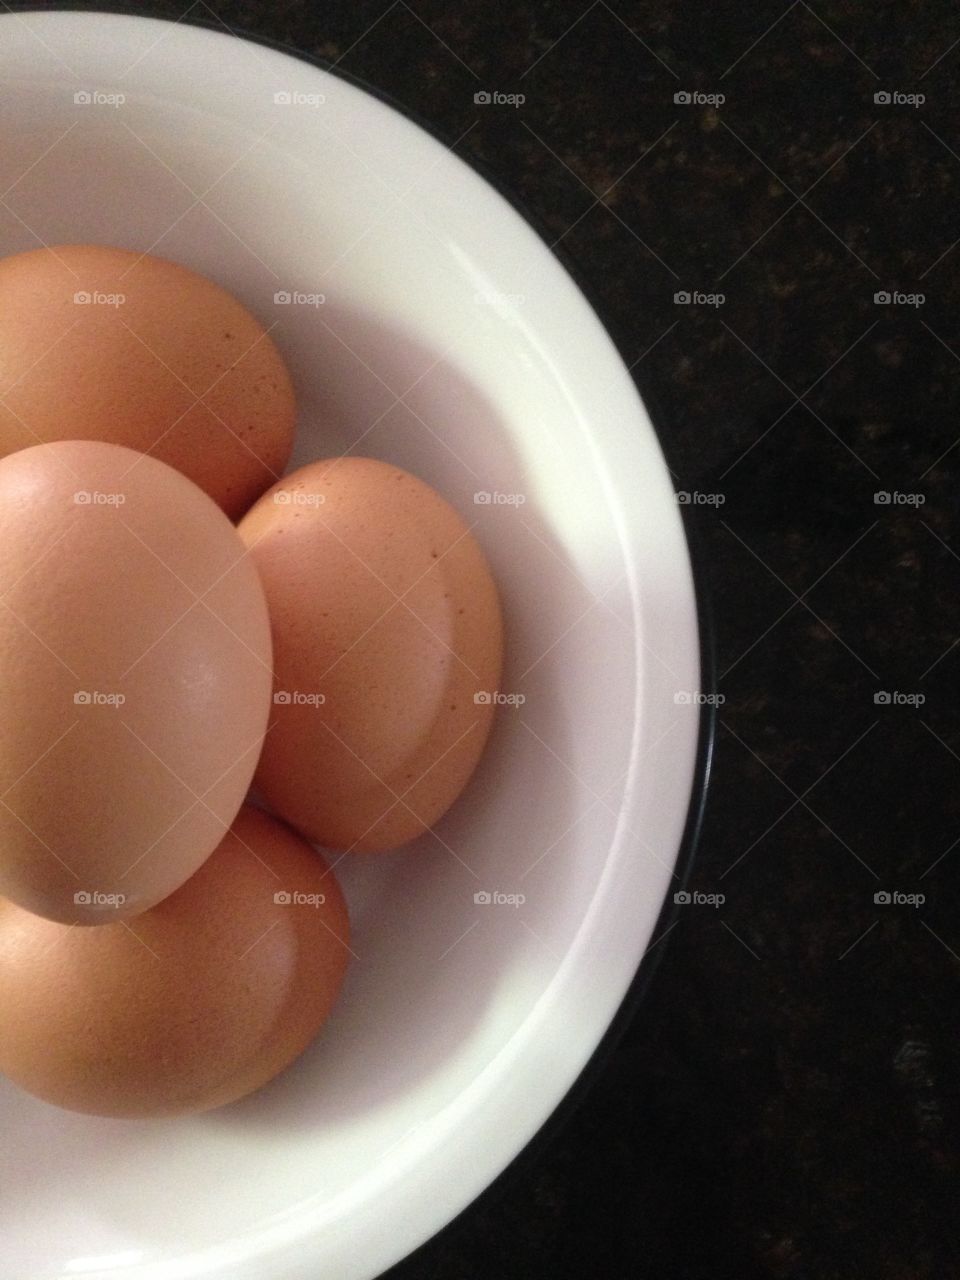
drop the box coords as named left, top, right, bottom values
left=0, top=5, right=718, bottom=1274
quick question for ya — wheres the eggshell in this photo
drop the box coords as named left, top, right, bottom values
left=0, top=440, right=272, bottom=923
left=0, top=244, right=295, bottom=517
left=0, top=805, right=350, bottom=1117
left=238, top=457, right=503, bottom=851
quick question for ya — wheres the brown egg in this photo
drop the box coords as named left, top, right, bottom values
left=0, top=805, right=350, bottom=1117
left=238, top=457, right=503, bottom=851
left=0, top=440, right=272, bottom=924
left=0, top=244, right=295, bottom=518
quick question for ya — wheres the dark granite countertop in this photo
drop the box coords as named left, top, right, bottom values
left=75, top=2, right=960, bottom=1275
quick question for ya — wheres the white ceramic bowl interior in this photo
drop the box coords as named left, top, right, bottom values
left=0, top=12, right=702, bottom=1280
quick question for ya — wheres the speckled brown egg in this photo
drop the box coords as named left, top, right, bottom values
left=0, top=440, right=272, bottom=924
left=0, top=244, right=295, bottom=517
left=238, top=457, right=503, bottom=852
left=0, top=805, right=351, bottom=1117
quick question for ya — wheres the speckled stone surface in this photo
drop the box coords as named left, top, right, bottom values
left=80, top=2, right=960, bottom=1276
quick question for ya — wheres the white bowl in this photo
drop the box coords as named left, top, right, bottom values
left=0, top=11, right=705, bottom=1279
